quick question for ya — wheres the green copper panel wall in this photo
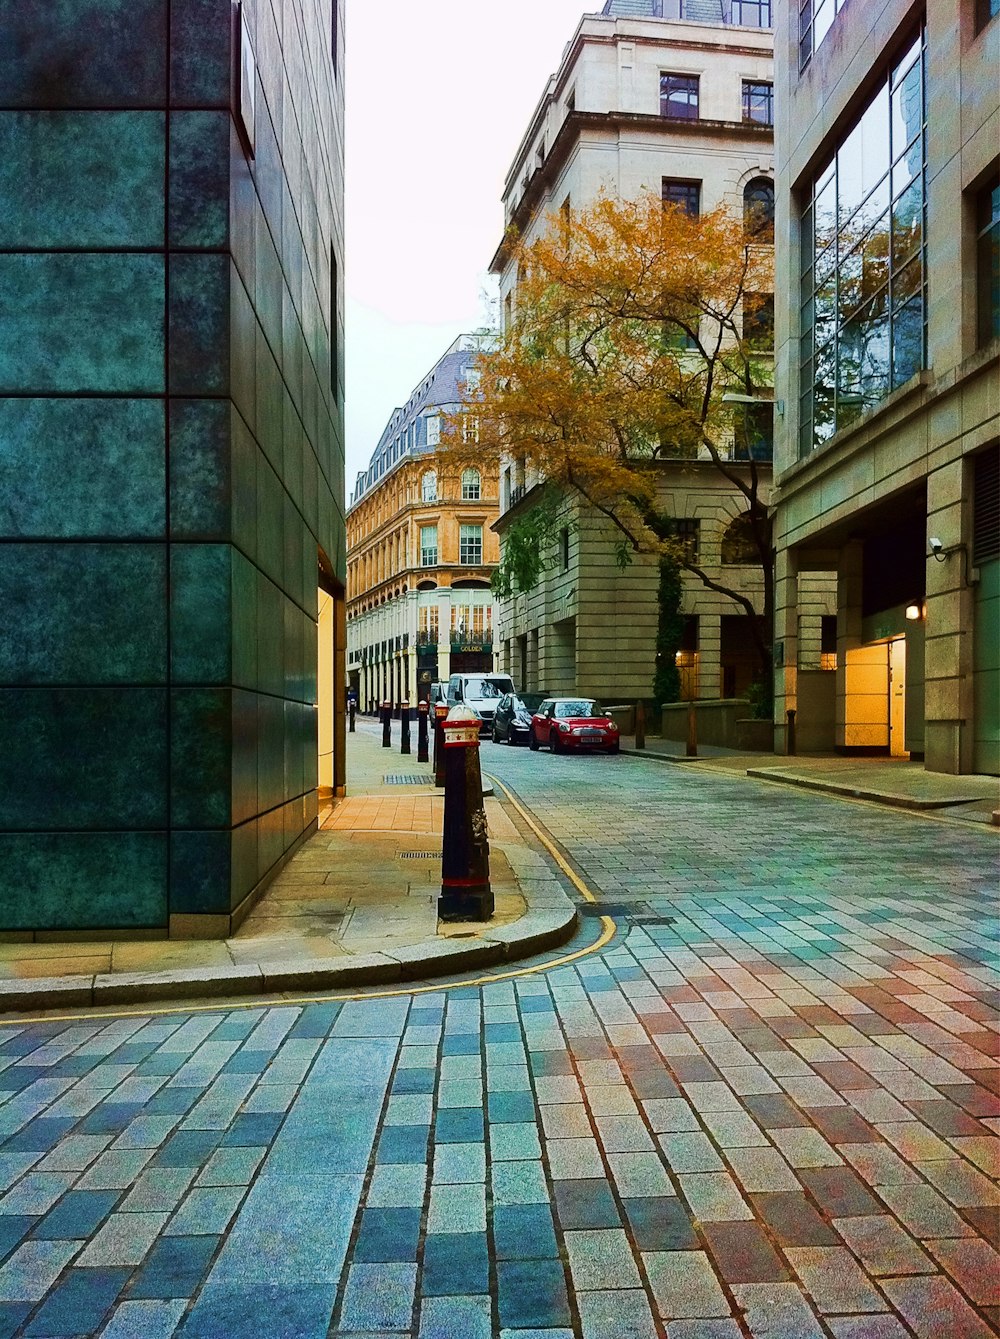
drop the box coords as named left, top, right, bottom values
left=0, top=0, right=345, bottom=934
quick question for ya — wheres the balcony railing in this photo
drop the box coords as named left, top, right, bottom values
left=415, top=630, right=438, bottom=648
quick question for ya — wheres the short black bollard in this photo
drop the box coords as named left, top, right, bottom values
left=786, top=708, right=797, bottom=757
left=400, top=701, right=411, bottom=755
left=440, top=707, right=493, bottom=921
left=381, top=700, right=392, bottom=749
left=433, top=702, right=448, bottom=788
left=417, top=701, right=430, bottom=763
left=686, top=698, right=698, bottom=758
left=349, top=701, right=356, bottom=734
left=635, top=700, right=646, bottom=751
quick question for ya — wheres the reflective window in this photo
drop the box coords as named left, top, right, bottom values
left=744, top=292, right=774, bottom=349
left=742, top=81, right=774, bottom=126
left=977, top=176, right=1000, bottom=348
left=459, top=524, right=483, bottom=565
left=733, top=403, right=774, bottom=461
left=662, top=178, right=701, bottom=217
left=732, top=0, right=772, bottom=26
left=672, top=518, right=700, bottom=560
left=660, top=73, right=699, bottom=121
left=799, top=0, right=849, bottom=70
left=461, top=468, right=481, bottom=501
left=799, top=30, right=926, bottom=455
left=554, top=700, right=602, bottom=719
left=421, top=470, right=437, bottom=502
left=744, top=178, right=775, bottom=242
left=720, top=514, right=759, bottom=565
left=420, top=525, right=437, bottom=566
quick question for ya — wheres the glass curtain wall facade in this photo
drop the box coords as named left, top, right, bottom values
left=799, top=28, right=926, bottom=455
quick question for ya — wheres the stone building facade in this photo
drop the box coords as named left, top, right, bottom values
left=772, top=0, right=999, bottom=773
left=491, top=1, right=814, bottom=706
left=347, top=337, right=500, bottom=711
left=0, top=0, right=346, bottom=935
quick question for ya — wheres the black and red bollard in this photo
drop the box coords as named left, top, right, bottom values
left=433, top=701, right=448, bottom=788
left=382, top=700, right=392, bottom=748
left=400, top=700, right=411, bottom=755
left=417, top=701, right=430, bottom=763
left=439, top=707, right=493, bottom=922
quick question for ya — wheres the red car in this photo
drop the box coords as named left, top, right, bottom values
left=528, top=698, right=620, bottom=754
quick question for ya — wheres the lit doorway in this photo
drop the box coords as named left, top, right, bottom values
left=317, top=586, right=334, bottom=801
left=842, top=637, right=907, bottom=756
left=889, top=636, right=907, bottom=758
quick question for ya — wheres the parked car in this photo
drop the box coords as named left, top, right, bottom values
left=492, top=691, right=549, bottom=745
left=429, top=681, right=450, bottom=708
left=528, top=698, right=620, bottom=754
left=447, top=673, right=516, bottom=733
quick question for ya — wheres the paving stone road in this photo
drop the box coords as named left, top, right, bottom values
left=0, top=747, right=997, bottom=1338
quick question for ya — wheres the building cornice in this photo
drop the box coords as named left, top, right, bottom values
left=347, top=564, right=497, bottom=614
left=773, top=343, right=1000, bottom=531
left=492, top=458, right=773, bottom=532
left=503, top=20, right=774, bottom=200
left=491, top=110, right=773, bottom=274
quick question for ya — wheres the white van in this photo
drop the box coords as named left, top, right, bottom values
left=447, top=673, right=516, bottom=732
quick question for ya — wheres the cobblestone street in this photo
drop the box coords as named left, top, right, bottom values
left=0, top=749, right=997, bottom=1338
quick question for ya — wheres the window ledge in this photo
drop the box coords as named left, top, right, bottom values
left=778, top=369, right=932, bottom=486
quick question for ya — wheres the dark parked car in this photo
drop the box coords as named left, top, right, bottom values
left=528, top=698, right=620, bottom=754
left=491, top=692, right=549, bottom=745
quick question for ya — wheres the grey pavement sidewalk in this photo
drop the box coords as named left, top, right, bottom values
left=0, top=724, right=578, bottom=1013
left=0, top=729, right=997, bottom=1339
left=620, top=736, right=1000, bottom=824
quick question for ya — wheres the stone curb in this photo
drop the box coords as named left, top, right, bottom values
left=0, top=904, right=579, bottom=1014
left=619, top=748, right=695, bottom=764
left=621, top=747, right=997, bottom=815
left=745, top=768, right=999, bottom=812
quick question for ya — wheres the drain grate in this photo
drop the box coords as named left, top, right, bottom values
left=399, top=851, right=442, bottom=860
left=383, top=775, right=430, bottom=785
left=579, top=902, right=675, bottom=925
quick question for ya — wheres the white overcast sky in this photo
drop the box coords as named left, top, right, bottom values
left=343, top=0, right=596, bottom=487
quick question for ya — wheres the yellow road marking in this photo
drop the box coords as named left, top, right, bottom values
left=0, top=777, right=617, bottom=1028
left=486, top=773, right=598, bottom=905
left=0, top=918, right=617, bottom=1027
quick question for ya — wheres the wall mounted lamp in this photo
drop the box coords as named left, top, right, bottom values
left=905, top=603, right=924, bottom=621
left=721, top=392, right=783, bottom=414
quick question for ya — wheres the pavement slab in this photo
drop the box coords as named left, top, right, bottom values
left=0, top=741, right=995, bottom=1335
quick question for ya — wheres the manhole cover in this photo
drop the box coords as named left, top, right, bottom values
left=399, top=851, right=442, bottom=860
left=383, top=775, right=430, bottom=785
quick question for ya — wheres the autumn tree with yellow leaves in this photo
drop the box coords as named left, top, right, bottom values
left=447, top=191, right=776, bottom=709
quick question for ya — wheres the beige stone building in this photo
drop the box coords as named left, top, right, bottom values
left=491, top=0, right=812, bottom=704
left=772, top=0, right=999, bottom=773
left=346, top=336, right=501, bottom=712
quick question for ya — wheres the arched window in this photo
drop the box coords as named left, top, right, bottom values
left=743, top=178, right=774, bottom=242
left=421, top=470, right=437, bottom=502
left=720, top=514, right=759, bottom=565
left=461, top=468, right=481, bottom=501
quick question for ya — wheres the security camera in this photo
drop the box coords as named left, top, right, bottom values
left=929, top=537, right=944, bottom=556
